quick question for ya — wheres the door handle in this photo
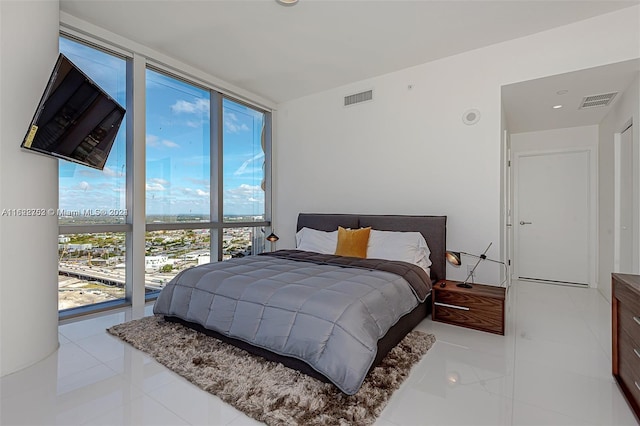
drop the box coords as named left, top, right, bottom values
left=520, top=221, right=532, bottom=225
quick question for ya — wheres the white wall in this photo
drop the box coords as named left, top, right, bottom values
left=510, top=126, right=599, bottom=287
left=599, top=75, right=640, bottom=301
left=0, top=0, right=60, bottom=376
left=274, top=6, right=640, bottom=285
left=511, top=126, right=599, bottom=153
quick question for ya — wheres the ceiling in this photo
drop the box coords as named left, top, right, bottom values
left=503, top=59, right=640, bottom=134
left=59, top=0, right=639, bottom=105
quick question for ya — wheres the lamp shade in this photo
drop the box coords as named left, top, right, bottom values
left=445, top=251, right=462, bottom=266
left=266, top=232, right=279, bottom=242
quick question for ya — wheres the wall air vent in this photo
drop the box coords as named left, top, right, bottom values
left=579, top=92, right=618, bottom=109
left=344, top=89, right=373, bottom=107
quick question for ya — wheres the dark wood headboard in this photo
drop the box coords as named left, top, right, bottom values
left=296, top=213, right=447, bottom=283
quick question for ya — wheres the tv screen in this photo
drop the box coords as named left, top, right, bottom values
left=21, top=54, right=125, bottom=170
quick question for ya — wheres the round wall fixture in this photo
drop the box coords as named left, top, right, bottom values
left=462, top=109, right=481, bottom=125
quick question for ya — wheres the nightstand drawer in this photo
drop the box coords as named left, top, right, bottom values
left=435, top=290, right=503, bottom=313
left=433, top=303, right=503, bottom=334
left=431, top=281, right=506, bottom=335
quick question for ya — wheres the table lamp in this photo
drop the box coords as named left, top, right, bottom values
left=445, top=242, right=506, bottom=288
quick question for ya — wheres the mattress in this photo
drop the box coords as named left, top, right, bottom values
left=153, top=250, right=431, bottom=395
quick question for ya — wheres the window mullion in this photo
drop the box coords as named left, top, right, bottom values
left=211, top=91, right=223, bottom=262
left=126, top=53, right=147, bottom=308
left=264, top=111, right=273, bottom=227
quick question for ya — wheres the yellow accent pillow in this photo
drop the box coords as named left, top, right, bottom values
left=334, top=226, right=371, bottom=258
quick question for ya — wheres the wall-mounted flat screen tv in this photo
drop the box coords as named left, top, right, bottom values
left=20, top=54, right=125, bottom=170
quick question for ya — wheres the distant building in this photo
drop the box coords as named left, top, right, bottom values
left=67, top=243, right=92, bottom=252
left=145, top=255, right=173, bottom=271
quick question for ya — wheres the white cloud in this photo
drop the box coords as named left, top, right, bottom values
left=59, top=180, right=125, bottom=212
left=149, top=178, right=169, bottom=186
left=185, top=177, right=209, bottom=186
left=171, top=98, right=210, bottom=115
left=224, top=111, right=250, bottom=133
left=162, top=140, right=180, bottom=148
left=146, top=182, right=166, bottom=191
left=102, top=166, right=119, bottom=177
left=146, top=134, right=160, bottom=147
left=240, top=183, right=260, bottom=190
left=186, top=120, right=206, bottom=128
left=223, top=184, right=265, bottom=215
left=77, top=169, right=99, bottom=178
left=225, top=184, right=263, bottom=199
left=146, top=134, right=180, bottom=149
left=234, top=152, right=265, bottom=176
left=181, top=187, right=209, bottom=197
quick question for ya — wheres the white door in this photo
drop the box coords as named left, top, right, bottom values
left=618, top=125, right=634, bottom=273
left=514, top=150, right=591, bottom=285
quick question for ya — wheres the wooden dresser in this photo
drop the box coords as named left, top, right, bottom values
left=612, top=273, right=640, bottom=421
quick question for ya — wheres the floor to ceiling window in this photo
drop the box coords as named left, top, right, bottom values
left=57, top=34, right=272, bottom=315
left=145, top=69, right=211, bottom=224
left=221, top=98, right=268, bottom=258
left=144, top=69, right=211, bottom=285
left=144, top=70, right=270, bottom=291
left=222, top=98, right=266, bottom=222
left=58, top=37, right=129, bottom=313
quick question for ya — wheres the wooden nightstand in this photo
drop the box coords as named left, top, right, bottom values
left=432, top=280, right=506, bottom=335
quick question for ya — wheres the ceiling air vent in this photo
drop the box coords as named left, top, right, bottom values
left=344, top=89, right=373, bottom=107
left=579, top=92, right=618, bottom=109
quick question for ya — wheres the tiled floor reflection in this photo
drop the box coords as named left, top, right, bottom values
left=1, top=281, right=638, bottom=425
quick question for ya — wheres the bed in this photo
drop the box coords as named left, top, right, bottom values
left=153, top=213, right=446, bottom=395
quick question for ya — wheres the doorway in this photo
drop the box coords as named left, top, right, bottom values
left=503, top=60, right=639, bottom=291
left=512, top=146, right=596, bottom=286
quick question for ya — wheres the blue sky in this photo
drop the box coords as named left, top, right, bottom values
left=58, top=37, right=265, bottom=219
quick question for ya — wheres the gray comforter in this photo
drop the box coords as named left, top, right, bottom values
left=153, top=250, right=431, bottom=395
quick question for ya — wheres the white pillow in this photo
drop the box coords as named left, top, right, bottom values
left=296, top=227, right=338, bottom=254
left=367, top=229, right=432, bottom=271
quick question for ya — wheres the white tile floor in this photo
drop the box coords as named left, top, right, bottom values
left=1, top=280, right=638, bottom=425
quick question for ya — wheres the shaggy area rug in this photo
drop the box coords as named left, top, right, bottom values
left=108, top=315, right=435, bottom=426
